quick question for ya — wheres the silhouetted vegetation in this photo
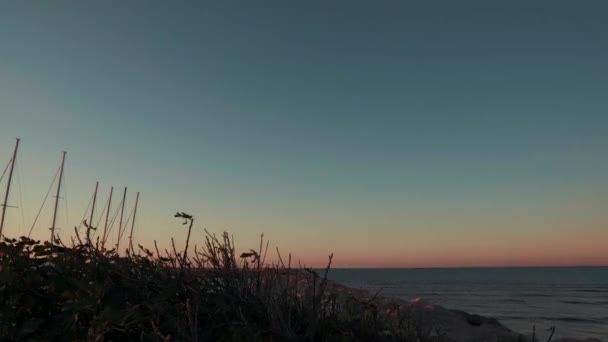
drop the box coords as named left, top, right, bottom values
left=0, top=216, right=443, bottom=342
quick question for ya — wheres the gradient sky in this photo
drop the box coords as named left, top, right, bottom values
left=1, top=1, right=607, bottom=267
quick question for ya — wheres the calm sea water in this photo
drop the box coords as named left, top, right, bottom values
left=327, top=267, right=608, bottom=340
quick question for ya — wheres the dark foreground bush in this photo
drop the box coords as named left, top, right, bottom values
left=0, top=229, right=435, bottom=342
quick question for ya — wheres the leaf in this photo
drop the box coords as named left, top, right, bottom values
left=18, top=318, right=45, bottom=338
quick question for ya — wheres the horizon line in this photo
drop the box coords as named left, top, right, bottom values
left=323, top=265, right=608, bottom=270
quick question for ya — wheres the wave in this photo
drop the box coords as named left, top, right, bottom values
left=518, top=293, right=554, bottom=297
left=500, top=299, right=527, bottom=303
left=574, top=289, right=608, bottom=293
left=559, top=300, right=608, bottom=305
left=498, top=316, right=604, bottom=324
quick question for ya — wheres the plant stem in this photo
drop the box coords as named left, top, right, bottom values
left=183, top=218, right=193, bottom=265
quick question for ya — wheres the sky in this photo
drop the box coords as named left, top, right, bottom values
left=1, top=1, right=607, bottom=267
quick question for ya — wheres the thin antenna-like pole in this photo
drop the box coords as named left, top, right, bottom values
left=50, top=151, right=66, bottom=244
left=116, top=187, right=127, bottom=251
left=0, top=138, right=20, bottom=237
left=128, top=191, right=140, bottom=253
left=86, top=181, right=99, bottom=245
left=101, top=186, right=113, bottom=248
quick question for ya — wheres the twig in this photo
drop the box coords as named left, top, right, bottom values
left=546, top=327, right=556, bottom=342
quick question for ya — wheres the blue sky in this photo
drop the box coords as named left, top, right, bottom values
left=1, top=1, right=607, bottom=266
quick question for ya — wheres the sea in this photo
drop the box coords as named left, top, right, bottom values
left=327, top=267, right=608, bottom=340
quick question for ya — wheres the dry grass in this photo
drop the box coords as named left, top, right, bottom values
left=0, top=213, right=441, bottom=341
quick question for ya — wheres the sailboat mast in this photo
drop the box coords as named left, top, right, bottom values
left=0, top=138, right=20, bottom=238
left=116, top=187, right=127, bottom=251
left=102, top=186, right=113, bottom=248
left=87, top=181, right=99, bottom=245
left=50, top=151, right=66, bottom=244
left=128, top=191, right=139, bottom=253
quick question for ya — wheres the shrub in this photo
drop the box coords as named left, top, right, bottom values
left=0, top=221, right=436, bottom=341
